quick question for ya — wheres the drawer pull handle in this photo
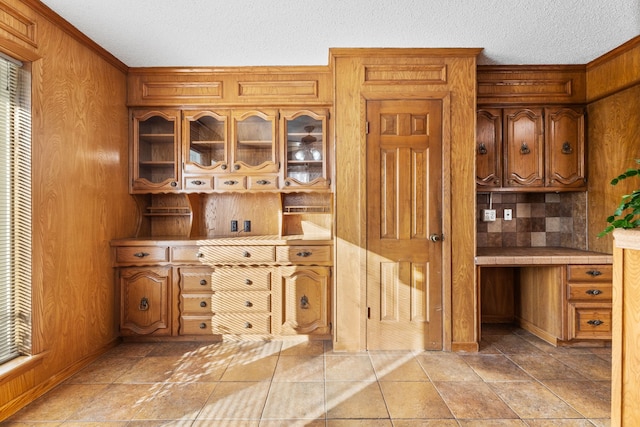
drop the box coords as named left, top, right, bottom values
left=477, top=143, right=487, bottom=155
left=256, top=179, right=270, bottom=185
left=139, top=297, right=149, bottom=311
left=586, top=289, right=603, bottom=296
left=200, top=279, right=208, bottom=286
left=296, top=251, right=312, bottom=257
left=196, top=253, right=204, bottom=258
left=586, top=270, right=602, bottom=277
left=242, top=251, right=250, bottom=258
left=587, top=319, right=604, bottom=326
left=244, top=322, right=252, bottom=329
left=224, top=180, right=238, bottom=186
left=520, top=142, right=530, bottom=154
left=200, top=301, right=207, bottom=308
left=245, top=279, right=252, bottom=285
left=133, top=252, right=149, bottom=258
left=199, top=323, right=207, bottom=329
left=244, top=301, right=253, bottom=307
left=191, top=180, right=205, bottom=185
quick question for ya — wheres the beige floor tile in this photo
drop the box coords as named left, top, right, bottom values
left=126, top=422, right=194, bottom=427
left=261, top=381, right=325, bottom=419
left=460, top=354, right=532, bottom=381
left=219, top=355, right=278, bottom=382
left=168, top=356, right=231, bottom=383
left=132, top=382, right=216, bottom=420
left=416, top=352, right=481, bottom=381
left=280, top=339, right=326, bottom=356
left=260, top=420, right=325, bottom=427
left=434, top=381, right=518, bottom=419
left=272, top=355, right=324, bottom=382
left=146, top=341, right=204, bottom=357
left=457, top=420, right=527, bottom=427
left=489, top=381, right=582, bottom=419
left=193, top=420, right=259, bottom=427
left=325, top=354, right=376, bottom=382
left=542, top=380, right=611, bottom=419
left=114, top=357, right=182, bottom=383
left=483, top=334, right=547, bottom=355
left=523, top=420, right=598, bottom=426
left=506, top=353, right=586, bottom=380
left=197, top=381, right=270, bottom=420
left=66, top=356, right=140, bottom=384
left=61, top=422, right=129, bottom=426
left=379, top=381, right=452, bottom=419
left=392, top=420, right=460, bottom=427
left=68, top=383, right=161, bottom=421
left=326, top=381, right=389, bottom=419
left=552, top=353, right=612, bottom=381
left=588, top=418, right=612, bottom=427
left=369, top=352, right=429, bottom=381
left=104, top=342, right=158, bottom=358
left=7, top=384, right=108, bottom=422
left=326, top=420, right=393, bottom=427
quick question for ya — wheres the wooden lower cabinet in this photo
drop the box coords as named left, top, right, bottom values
left=119, top=266, right=172, bottom=336
left=279, top=266, right=331, bottom=335
left=176, top=266, right=215, bottom=335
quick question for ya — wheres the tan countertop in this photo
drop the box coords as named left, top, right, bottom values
left=111, top=235, right=332, bottom=247
left=476, top=247, right=612, bottom=266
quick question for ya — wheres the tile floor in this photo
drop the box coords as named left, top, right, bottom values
left=4, top=325, right=612, bottom=426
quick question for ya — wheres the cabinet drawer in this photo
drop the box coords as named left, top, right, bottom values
left=567, top=265, right=612, bottom=282
left=567, top=283, right=612, bottom=302
left=569, top=303, right=612, bottom=340
left=212, top=267, right=273, bottom=290
left=212, top=313, right=272, bottom=334
left=276, top=246, right=331, bottom=263
left=212, top=291, right=271, bottom=313
left=214, top=175, right=246, bottom=190
left=172, top=245, right=275, bottom=264
left=178, top=267, right=215, bottom=292
left=183, top=176, right=214, bottom=191
left=180, top=316, right=213, bottom=335
left=247, top=175, right=278, bottom=190
left=116, top=246, right=169, bottom=264
left=181, top=294, right=213, bottom=314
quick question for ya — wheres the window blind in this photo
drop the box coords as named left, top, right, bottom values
left=0, top=56, right=32, bottom=364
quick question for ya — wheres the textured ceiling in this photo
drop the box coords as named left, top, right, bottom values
left=40, top=0, right=640, bottom=67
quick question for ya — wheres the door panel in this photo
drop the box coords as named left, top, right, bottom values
left=366, top=99, right=443, bottom=350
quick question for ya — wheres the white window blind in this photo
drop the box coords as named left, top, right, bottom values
left=0, top=56, right=31, bottom=364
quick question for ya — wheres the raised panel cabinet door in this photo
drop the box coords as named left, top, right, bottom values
left=279, top=266, right=330, bottom=335
left=504, top=108, right=544, bottom=188
left=119, top=266, right=171, bottom=336
left=476, top=108, right=502, bottom=188
left=131, top=109, right=181, bottom=193
left=545, top=107, right=586, bottom=189
left=366, top=99, right=443, bottom=351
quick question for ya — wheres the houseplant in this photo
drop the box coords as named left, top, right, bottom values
left=598, top=159, right=640, bottom=237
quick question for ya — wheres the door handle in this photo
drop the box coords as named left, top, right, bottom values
left=429, top=234, right=444, bottom=242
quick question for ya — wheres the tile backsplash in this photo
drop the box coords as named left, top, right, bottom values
left=476, top=192, right=587, bottom=249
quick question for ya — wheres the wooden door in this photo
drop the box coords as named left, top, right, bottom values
left=366, top=99, right=443, bottom=350
left=504, top=108, right=544, bottom=188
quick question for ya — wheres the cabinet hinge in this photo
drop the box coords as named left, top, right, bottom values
left=367, top=307, right=371, bottom=319
left=327, top=111, right=331, bottom=120
left=365, top=122, right=369, bottom=134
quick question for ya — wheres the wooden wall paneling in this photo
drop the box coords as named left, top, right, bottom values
left=0, top=0, right=132, bottom=419
left=586, top=36, right=640, bottom=103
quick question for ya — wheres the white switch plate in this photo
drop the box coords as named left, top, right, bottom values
left=482, top=209, right=496, bottom=222
left=504, top=209, right=513, bottom=220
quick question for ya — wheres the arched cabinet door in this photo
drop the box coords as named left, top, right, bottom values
left=119, top=266, right=171, bottom=336
left=279, top=266, right=330, bottom=335
left=476, top=108, right=502, bottom=189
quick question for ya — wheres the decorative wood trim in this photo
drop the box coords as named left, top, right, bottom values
left=142, top=81, right=223, bottom=101
left=237, top=80, right=318, bottom=98
left=0, top=0, right=36, bottom=47
left=364, top=64, right=447, bottom=85
left=19, top=0, right=128, bottom=73
left=586, top=36, right=640, bottom=103
left=588, top=35, right=640, bottom=69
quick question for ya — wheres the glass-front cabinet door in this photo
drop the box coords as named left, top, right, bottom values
left=282, top=109, right=329, bottom=189
left=131, top=109, right=181, bottom=192
left=231, top=109, right=278, bottom=173
left=183, top=110, right=228, bottom=173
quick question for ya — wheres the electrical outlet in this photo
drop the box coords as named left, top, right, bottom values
left=504, top=209, right=513, bottom=221
left=231, top=220, right=238, bottom=232
left=244, top=220, right=251, bottom=232
left=482, top=209, right=496, bottom=222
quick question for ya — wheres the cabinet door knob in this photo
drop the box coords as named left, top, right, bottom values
left=234, top=164, right=240, bottom=171
left=520, top=142, right=530, bottom=154
left=586, top=270, right=602, bottom=277
left=170, top=181, right=178, bottom=187
left=133, top=252, right=149, bottom=258
left=200, top=279, right=208, bottom=286
left=478, top=143, right=488, bottom=155
left=587, top=319, right=604, bottom=326
left=296, top=251, right=312, bottom=257
left=585, top=289, right=603, bottom=296
left=561, top=141, right=573, bottom=154
left=220, top=164, right=227, bottom=170
left=200, top=301, right=207, bottom=308
left=199, top=322, right=207, bottom=329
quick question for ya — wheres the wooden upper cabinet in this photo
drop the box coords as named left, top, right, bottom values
left=476, top=108, right=502, bottom=188
left=183, top=110, right=229, bottom=173
left=545, top=107, right=586, bottom=189
left=231, top=109, right=278, bottom=173
left=131, top=109, right=181, bottom=193
left=282, top=109, right=330, bottom=189
left=503, top=108, right=545, bottom=188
